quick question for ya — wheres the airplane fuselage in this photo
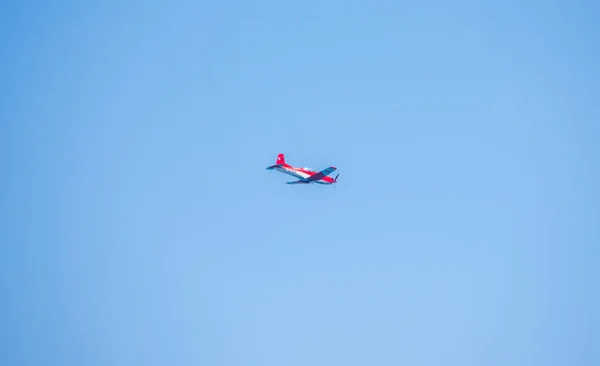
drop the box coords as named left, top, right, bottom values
left=274, top=166, right=335, bottom=184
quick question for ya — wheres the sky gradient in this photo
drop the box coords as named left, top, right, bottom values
left=1, top=1, right=599, bottom=365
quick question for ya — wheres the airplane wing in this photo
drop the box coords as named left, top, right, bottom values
left=286, top=180, right=309, bottom=184
left=306, top=166, right=337, bottom=181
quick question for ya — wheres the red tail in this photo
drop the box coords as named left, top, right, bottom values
left=276, top=153, right=286, bottom=165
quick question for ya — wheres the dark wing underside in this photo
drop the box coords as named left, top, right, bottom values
left=306, top=166, right=336, bottom=181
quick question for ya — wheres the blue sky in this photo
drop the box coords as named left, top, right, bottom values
left=1, top=1, right=599, bottom=365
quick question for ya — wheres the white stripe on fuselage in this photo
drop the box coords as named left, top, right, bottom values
left=275, top=166, right=316, bottom=182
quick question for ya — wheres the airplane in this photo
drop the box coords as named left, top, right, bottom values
left=266, top=153, right=339, bottom=185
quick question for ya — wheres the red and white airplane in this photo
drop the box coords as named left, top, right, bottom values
left=266, top=153, right=339, bottom=185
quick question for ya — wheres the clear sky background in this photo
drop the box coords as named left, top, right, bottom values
left=1, top=1, right=599, bottom=365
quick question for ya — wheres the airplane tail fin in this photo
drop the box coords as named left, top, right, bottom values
left=276, top=153, right=286, bottom=165
left=266, top=153, right=288, bottom=170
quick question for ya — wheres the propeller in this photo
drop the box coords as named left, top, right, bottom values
left=334, top=174, right=339, bottom=182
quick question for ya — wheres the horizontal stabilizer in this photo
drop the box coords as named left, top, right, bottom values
left=286, top=180, right=309, bottom=184
left=265, top=164, right=284, bottom=170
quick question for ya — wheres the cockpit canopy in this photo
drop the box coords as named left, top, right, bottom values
left=303, top=167, right=316, bottom=172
